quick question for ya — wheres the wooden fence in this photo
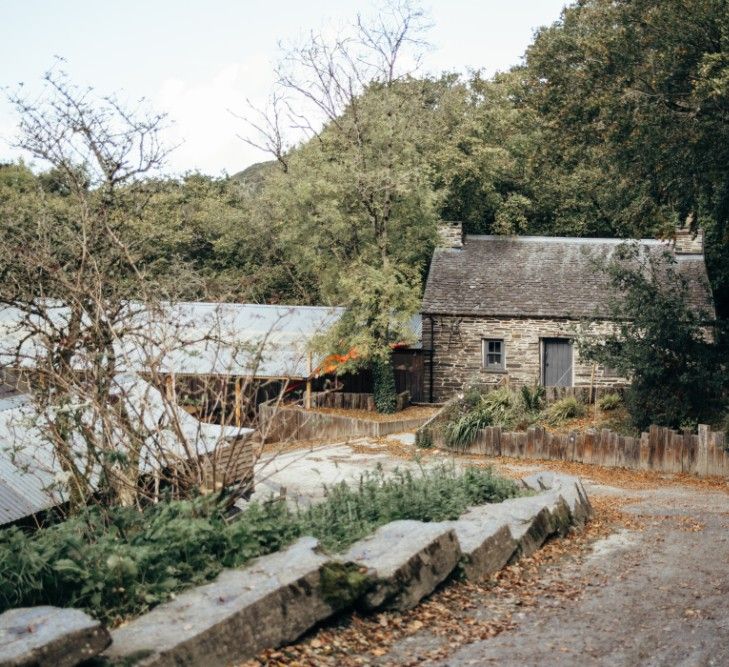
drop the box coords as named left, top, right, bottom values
left=310, top=391, right=410, bottom=412
left=423, top=423, right=728, bottom=477
left=259, top=404, right=430, bottom=443
left=311, top=392, right=376, bottom=411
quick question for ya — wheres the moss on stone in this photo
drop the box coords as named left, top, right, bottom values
left=319, top=562, right=372, bottom=609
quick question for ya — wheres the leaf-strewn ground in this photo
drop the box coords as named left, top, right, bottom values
left=243, top=455, right=729, bottom=666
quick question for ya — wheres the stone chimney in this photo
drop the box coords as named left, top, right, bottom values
left=672, top=218, right=704, bottom=255
left=437, top=221, right=463, bottom=249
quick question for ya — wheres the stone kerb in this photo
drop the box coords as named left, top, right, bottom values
left=337, top=520, right=462, bottom=612
left=104, top=537, right=341, bottom=667
left=0, top=606, right=110, bottom=667
left=444, top=472, right=591, bottom=582
left=5, top=473, right=592, bottom=667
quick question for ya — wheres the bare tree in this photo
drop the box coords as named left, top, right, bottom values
left=243, top=1, right=434, bottom=266
left=0, top=70, right=286, bottom=513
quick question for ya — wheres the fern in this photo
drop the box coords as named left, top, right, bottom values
left=520, top=384, right=546, bottom=413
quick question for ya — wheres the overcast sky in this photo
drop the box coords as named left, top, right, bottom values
left=0, top=1, right=567, bottom=176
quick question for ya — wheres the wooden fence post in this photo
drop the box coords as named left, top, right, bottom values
left=234, top=377, right=242, bottom=427
left=697, top=424, right=710, bottom=477
left=714, top=431, right=727, bottom=476
left=639, top=432, right=649, bottom=469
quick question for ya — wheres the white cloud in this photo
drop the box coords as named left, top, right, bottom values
left=155, top=57, right=277, bottom=176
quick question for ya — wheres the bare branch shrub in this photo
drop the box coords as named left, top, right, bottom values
left=0, top=71, right=292, bottom=514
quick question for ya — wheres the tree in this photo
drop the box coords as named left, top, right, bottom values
left=577, top=243, right=724, bottom=429
left=520, top=0, right=729, bottom=315
left=0, top=71, right=263, bottom=512
left=131, top=173, right=314, bottom=304
left=245, top=1, right=449, bottom=411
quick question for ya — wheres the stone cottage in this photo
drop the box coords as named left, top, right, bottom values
left=421, top=223, right=715, bottom=402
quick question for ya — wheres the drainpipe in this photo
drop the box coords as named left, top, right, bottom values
left=429, top=315, right=435, bottom=404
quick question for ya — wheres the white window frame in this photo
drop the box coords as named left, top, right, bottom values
left=482, top=338, right=506, bottom=372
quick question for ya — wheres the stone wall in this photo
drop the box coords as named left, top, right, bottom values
left=103, top=473, right=589, bottom=665
left=673, top=224, right=704, bottom=254
left=422, top=314, right=626, bottom=402
left=437, top=221, right=463, bottom=249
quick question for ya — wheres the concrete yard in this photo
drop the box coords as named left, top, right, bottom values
left=251, top=433, right=450, bottom=505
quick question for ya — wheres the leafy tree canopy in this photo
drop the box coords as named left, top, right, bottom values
left=577, top=244, right=725, bottom=429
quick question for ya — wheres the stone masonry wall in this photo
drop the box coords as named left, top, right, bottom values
left=673, top=224, right=704, bottom=254
left=437, top=222, right=463, bottom=249
left=423, top=315, right=626, bottom=402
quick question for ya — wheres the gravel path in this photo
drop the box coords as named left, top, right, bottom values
left=432, top=481, right=729, bottom=667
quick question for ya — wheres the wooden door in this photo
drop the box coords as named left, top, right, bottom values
left=543, top=338, right=573, bottom=387
left=393, top=350, right=424, bottom=402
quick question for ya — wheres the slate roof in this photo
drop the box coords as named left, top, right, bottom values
left=422, top=235, right=715, bottom=320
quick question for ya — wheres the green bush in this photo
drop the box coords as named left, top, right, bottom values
left=0, top=465, right=520, bottom=624
left=520, top=384, right=546, bottom=413
left=0, top=497, right=299, bottom=626
left=597, top=392, right=622, bottom=412
left=373, top=355, right=397, bottom=414
left=443, top=387, right=534, bottom=447
left=545, top=397, right=586, bottom=425
left=300, top=464, right=519, bottom=551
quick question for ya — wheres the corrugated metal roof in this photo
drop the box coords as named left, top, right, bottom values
left=151, top=303, right=346, bottom=379
left=0, top=400, right=59, bottom=525
left=0, top=481, right=41, bottom=525
left=1, top=302, right=422, bottom=379
left=0, top=303, right=347, bottom=380
left=0, top=378, right=254, bottom=526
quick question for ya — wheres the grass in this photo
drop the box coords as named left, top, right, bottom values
left=434, top=388, right=622, bottom=448
left=544, top=397, right=586, bottom=425
left=597, top=392, right=623, bottom=412
left=0, top=463, right=520, bottom=626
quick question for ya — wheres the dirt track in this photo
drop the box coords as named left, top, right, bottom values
left=432, top=478, right=729, bottom=667
left=247, top=458, right=729, bottom=667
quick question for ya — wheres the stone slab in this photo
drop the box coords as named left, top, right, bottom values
left=338, top=520, right=461, bottom=611
left=490, top=496, right=556, bottom=558
left=444, top=507, right=518, bottom=581
left=521, top=472, right=593, bottom=526
left=105, top=537, right=339, bottom=667
left=0, top=606, right=110, bottom=667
